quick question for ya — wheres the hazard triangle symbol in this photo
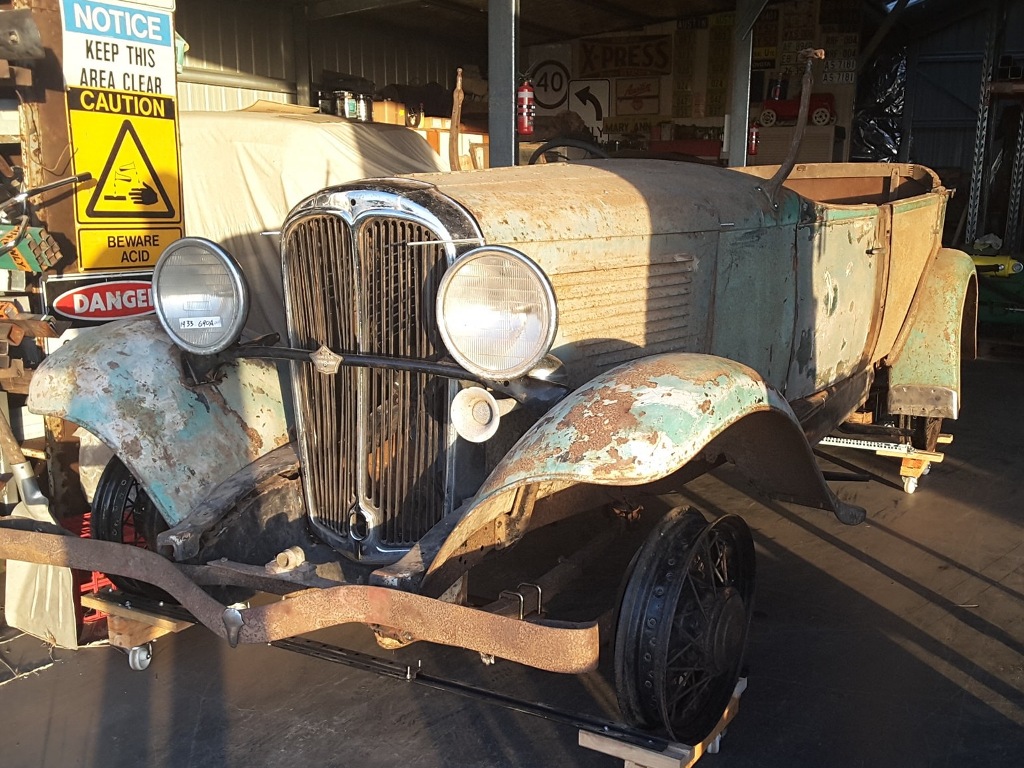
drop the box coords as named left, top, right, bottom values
left=86, top=119, right=176, bottom=219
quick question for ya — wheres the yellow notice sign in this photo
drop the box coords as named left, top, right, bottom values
left=67, top=87, right=183, bottom=270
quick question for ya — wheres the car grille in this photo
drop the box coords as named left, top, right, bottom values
left=284, top=213, right=449, bottom=547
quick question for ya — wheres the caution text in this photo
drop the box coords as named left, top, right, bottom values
left=70, top=88, right=173, bottom=118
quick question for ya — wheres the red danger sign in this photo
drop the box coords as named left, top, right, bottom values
left=52, top=279, right=154, bottom=321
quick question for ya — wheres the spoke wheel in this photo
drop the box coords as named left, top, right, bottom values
left=615, top=507, right=755, bottom=744
left=758, top=109, right=777, bottom=127
left=92, top=456, right=173, bottom=601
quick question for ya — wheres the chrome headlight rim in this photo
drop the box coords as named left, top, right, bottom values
left=436, top=245, right=558, bottom=381
left=153, top=237, right=250, bottom=355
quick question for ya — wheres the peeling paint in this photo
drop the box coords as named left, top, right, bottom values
left=475, top=353, right=790, bottom=497
left=28, top=317, right=290, bottom=525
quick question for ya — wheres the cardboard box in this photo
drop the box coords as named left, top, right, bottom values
left=373, top=100, right=407, bottom=125
left=420, top=116, right=451, bottom=130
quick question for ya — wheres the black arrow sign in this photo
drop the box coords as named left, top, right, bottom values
left=574, top=86, right=603, bottom=121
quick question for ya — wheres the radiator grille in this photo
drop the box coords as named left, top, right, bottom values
left=284, top=213, right=449, bottom=547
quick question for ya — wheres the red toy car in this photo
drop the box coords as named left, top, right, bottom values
left=758, top=92, right=836, bottom=127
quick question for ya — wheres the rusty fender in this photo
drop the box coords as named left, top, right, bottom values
left=27, top=316, right=291, bottom=526
left=886, top=248, right=978, bottom=419
left=0, top=527, right=598, bottom=674
left=423, top=354, right=863, bottom=581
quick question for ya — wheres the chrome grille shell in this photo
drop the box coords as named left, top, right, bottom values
left=280, top=183, right=482, bottom=563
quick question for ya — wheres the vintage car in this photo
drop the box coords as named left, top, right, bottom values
left=0, top=155, right=976, bottom=745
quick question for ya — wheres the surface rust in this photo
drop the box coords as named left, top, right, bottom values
left=27, top=317, right=290, bottom=525
left=0, top=526, right=598, bottom=674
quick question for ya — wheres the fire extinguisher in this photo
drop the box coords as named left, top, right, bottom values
left=517, top=80, right=535, bottom=136
left=747, top=121, right=760, bottom=156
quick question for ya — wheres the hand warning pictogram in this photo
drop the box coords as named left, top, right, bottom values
left=129, top=182, right=158, bottom=206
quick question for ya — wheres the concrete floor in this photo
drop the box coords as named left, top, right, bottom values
left=1, top=356, right=1023, bottom=767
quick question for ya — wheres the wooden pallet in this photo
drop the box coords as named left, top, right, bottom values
left=578, top=678, right=747, bottom=768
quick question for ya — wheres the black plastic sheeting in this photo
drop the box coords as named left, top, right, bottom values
left=851, top=47, right=907, bottom=161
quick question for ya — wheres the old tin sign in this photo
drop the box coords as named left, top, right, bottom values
left=42, top=271, right=154, bottom=327
left=59, top=0, right=184, bottom=271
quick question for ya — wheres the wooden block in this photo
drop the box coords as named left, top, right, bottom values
left=578, top=731, right=691, bottom=768
left=107, top=615, right=169, bottom=649
left=12, top=65, right=31, bottom=87
left=0, top=321, right=25, bottom=345
left=80, top=592, right=193, bottom=633
left=19, top=436, right=46, bottom=460
left=580, top=679, right=746, bottom=768
left=900, top=457, right=929, bottom=479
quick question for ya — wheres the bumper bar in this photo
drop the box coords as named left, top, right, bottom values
left=0, top=527, right=599, bottom=674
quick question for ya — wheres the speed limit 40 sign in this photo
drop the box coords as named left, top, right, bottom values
left=530, top=59, right=570, bottom=111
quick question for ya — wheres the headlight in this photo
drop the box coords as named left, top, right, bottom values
left=437, top=246, right=557, bottom=379
left=153, top=237, right=249, bottom=355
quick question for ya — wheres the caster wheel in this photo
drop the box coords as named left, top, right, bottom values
left=902, top=476, right=918, bottom=494
left=128, top=643, right=153, bottom=671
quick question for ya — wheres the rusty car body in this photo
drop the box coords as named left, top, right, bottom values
left=0, top=156, right=977, bottom=743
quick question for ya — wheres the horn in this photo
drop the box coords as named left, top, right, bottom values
left=451, top=387, right=502, bottom=443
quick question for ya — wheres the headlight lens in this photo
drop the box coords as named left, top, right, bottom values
left=153, top=238, right=249, bottom=355
left=437, top=246, right=557, bottom=379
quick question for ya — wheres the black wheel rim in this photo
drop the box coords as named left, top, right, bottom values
left=615, top=508, right=755, bottom=744
left=657, top=515, right=754, bottom=740
left=91, top=456, right=172, bottom=600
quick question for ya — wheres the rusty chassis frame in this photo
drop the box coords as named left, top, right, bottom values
left=0, top=524, right=599, bottom=674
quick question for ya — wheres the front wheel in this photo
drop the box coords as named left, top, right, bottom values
left=91, top=456, right=173, bottom=600
left=614, top=507, right=755, bottom=744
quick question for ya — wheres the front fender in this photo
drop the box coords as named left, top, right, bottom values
left=420, top=353, right=861, bottom=584
left=480, top=354, right=800, bottom=490
left=887, top=247, right=978, bottom=418
left=28, top=317, right=291, bottom=525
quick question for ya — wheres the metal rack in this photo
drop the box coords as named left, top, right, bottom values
left=964, top=0, right=1024, bottom=253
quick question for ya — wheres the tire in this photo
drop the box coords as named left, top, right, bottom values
left=899, top=415, right=943, bottom=452
left=758, top=109, right=777, bottom=127
left=614, top=507, right=755, bottom=743
left=91, top=456, right=174, bottom=601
